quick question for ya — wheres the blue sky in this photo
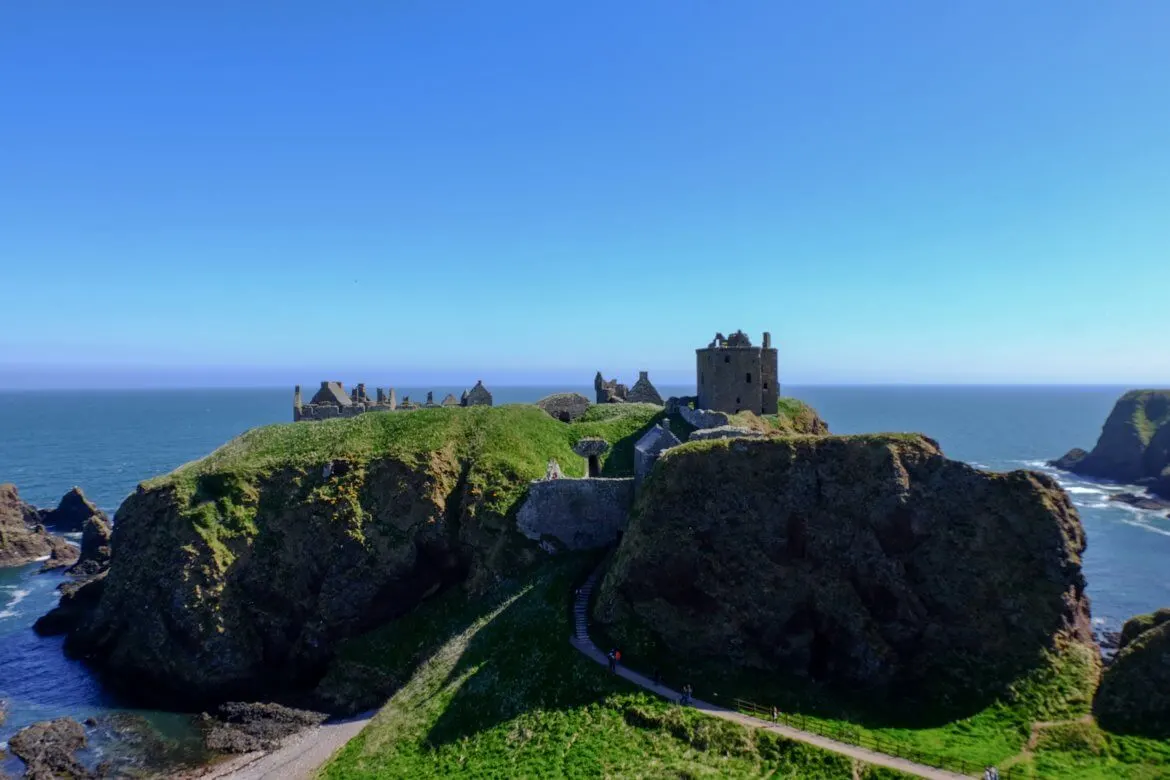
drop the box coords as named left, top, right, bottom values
left=2, top=1, right=1168, bottom=388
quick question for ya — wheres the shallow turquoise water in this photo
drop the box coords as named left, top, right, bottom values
left=0, top=385, right=1166, bottom=771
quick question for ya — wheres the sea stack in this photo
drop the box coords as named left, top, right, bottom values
left=1050, top=389, right=1170, bottom=499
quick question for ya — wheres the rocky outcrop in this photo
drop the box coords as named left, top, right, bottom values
left=66, top=512, right=113, bottom=578
left=595, top=435, right=1096, bottom=704
left=198, top=702, right=328, bottom=754
left=60, top=451, right=546, bottom=707
left=536, top=393, right=591, bottom=422
left=8, top=717, right=93, bottom=779
left=40, top=487, right=110, bottom=533
left=0, top=484, right=75, bottom=568
left=1109, top=492, right=1170, bottom=512
left=1095, top=609, right=1170, bottom=735
left=34, top=572, right=107, bottom=636
left=1051, top=390, right=1170, bottom=498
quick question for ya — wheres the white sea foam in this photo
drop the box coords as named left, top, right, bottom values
left=32, top=555, right=50, bottom=562
left=0, top=588, right=31, bottom=619
left=1119, top=518, right=1170, bottom=538
left=1065, top=486, right=1107, bottom=495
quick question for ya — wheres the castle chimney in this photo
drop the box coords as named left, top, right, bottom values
left=763, top=331, right=772, bottom=349
left=376, top=388, right=385, bottom=404
left=639, top=371, right=649, bottom=381
left=321, top=381, right=330, bottom=389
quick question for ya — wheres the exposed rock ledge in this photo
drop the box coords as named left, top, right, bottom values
left=0, top=484, right=81, bottom=569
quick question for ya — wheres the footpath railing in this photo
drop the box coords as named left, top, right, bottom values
left=732, top=698, right=1014, bottom=779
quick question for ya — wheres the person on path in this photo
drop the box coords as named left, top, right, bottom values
left=772, top=706, right=779, bottom=723
left=607, top=650, right=616, bottom=673
left=614, top=649, right=622, bottom=669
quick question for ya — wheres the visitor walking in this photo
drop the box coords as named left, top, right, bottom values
left=607, top=649, right=616, bottom=673
left=679, top=683, right=693, bottom=706
left=614, top=649, right=622, bottom=669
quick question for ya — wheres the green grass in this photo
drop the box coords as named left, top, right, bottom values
left=594, top=612, right=1170, bottom=779
left=316, top=557, right=908, bottom=779
left=140, top=404, right=668, bottom=568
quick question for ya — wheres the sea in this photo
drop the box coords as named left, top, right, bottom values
left=1, top=385, right=1168, bottom=773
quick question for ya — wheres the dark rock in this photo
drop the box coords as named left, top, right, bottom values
left=1108, top=492, right=1170, bottom=512
left=1095, top=609, right=1170, bottom=736
left=67, top=513, right=112, bottom=576
left=1051, top=390, right=1170, bottom=497
left=38, top=537, right=80, bottom=572
left=61, top=454, right=523, bottom=706
left=0, top=484, right=73, bottom=569
left=8, top=717, right=93, bottom=780
left=34, top=571, right=107, bottom=636
left=40, top=487, right=109, bottom=533
left=1049, top=447, right=1089, bottom=471
left=595, top=435, right=1097, bottom=704
left=199, top=702, right=327, bottom=754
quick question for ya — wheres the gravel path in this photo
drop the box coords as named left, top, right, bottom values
left=194, top=711, right=375, bottom=780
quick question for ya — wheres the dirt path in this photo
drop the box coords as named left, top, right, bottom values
left=572, top=572, right=973, bottom=780
left=179, top=710, right=376, bottom=780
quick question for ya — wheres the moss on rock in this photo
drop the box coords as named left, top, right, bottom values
left=1095, top=610, right=1170, bottom=736
left=1051, top=389, right=1170, bottom=498
left=62, top=404, right=668, bottom=706
left=594, top=434, right=1096, bottom=708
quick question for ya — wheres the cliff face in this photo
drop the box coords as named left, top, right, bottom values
left=60, top=404, right=669, bottom=706
left=1095, top=609, right=1170, bottom=736
left=1052, top=390, right=1170, bottom=497
left=0, top=484, right=76, bottom=568
left=594, top=435, right=1095, bottom=703
left=66, top=455, right=529, bottom=705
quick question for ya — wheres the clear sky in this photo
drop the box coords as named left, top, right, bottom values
left=2, top=1, right=1168, bottom=389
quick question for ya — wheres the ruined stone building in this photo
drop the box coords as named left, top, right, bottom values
left=696, top=330, right=778, bottom=415
left=594, top=371, right=663, bottom=405
left=294, top=379, right=492, bottom=421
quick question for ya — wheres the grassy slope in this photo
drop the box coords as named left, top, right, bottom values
left=318, top=557, right=910, bottom=779
left=138, top=404, right=666, bottom=565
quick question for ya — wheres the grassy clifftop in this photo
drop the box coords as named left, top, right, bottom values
left=318, top=557, right=906, bottom=779
left=68, top=404, right=669, bottom=706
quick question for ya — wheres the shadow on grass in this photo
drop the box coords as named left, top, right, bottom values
left=418, top=552, right=628, bottom=748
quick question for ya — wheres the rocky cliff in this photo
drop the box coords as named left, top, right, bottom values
left=0, top=484, right=78, bottom=568
left=58, top=404, right=668, bottom=706
left=1051, top=389, right=1170, bottom=498
left=1094, top=609, right=1170, bottom=736
left=593, top=435, right=1095, bottom=704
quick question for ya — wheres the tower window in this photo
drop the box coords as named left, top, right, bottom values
left=763, top=382, right=769, bottom=390
left=736, top=397, right=741, bottom=404
left=724, top=355, right=730, bottom=363
left=746, top=373, right=752, bottom=383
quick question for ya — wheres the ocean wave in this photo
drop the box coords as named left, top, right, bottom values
left=1065, top=486, right=1107, bottom=495
left=1119, top=518, right=1170, bottom=538
left=0, top=587, right=31, bottom=619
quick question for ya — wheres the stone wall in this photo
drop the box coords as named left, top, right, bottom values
left=679, top=405, right=730, bottom=430
left=516, top=478, right=634, bottom=550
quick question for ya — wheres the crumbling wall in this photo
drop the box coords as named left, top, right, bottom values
left=516, top=478, right=634, bottom=550
left=679, top=405, right=730, bottom=430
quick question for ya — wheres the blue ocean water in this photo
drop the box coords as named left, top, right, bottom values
left=1, top=385, right=1168, bottom=770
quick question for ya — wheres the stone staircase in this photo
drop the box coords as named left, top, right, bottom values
left=573, top=572, right=598, bottom=642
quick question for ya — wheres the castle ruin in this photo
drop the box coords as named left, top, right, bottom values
left=696, top=329, right=778, bottom=415
left=293, top=379, right=492, bottom=421
left=594, top=371, right=663, bottom=405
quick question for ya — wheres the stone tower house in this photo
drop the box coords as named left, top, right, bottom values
left=695, top=330, right=778, bottom=415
